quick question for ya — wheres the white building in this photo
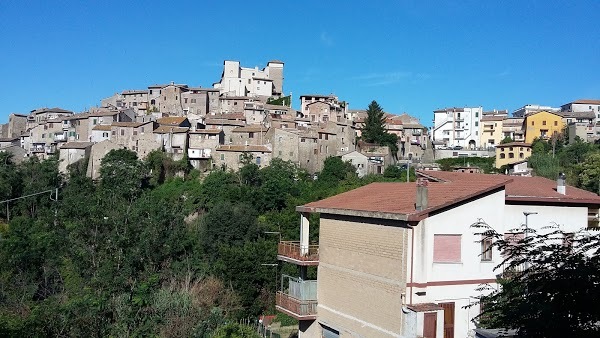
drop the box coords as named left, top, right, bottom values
left=432, top=107, right=482, bottom=149
left=279, top=171, right=600, bottom=338
left=213, top=60, right=284, bottom=99
left=512, top=104, right=560, bottom=118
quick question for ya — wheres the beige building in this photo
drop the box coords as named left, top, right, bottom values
left=495, top=142, right=532, bottom=168
left=214, top=144, right=272, bottom=170
left=300, top=94, right=348, bottom=123
left=58, top=142, right=94, bottom=174
left=479, top=115, right=505, bottom=148
left=501, top=117, right=525, bottom=142
left=230, top=125, right=269, bottom=146
left=213, top=60, right=284, bottom=98
left=187, top=129, right=224, bottom=171
left=154, top=126, right=189, bottom=160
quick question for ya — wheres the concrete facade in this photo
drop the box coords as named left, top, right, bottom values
left=213, top=60, right=284, bottom=99
left=432, top=107, right=482, bottom=149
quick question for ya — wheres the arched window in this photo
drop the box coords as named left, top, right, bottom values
left=151, top=99, right=155, bottom=105
left=500, top=153, right=506, bottom=159
left=509, top=153, right=515, bottom=158
left=519, top=152, right=524, bottom=159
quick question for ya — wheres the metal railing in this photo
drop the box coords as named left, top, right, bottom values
left=277, top=241, right=319, bottom=263
left=276, top=292, right=317, bottom=318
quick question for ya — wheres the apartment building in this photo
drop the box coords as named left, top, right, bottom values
left=213, top=60, right=284, bottom=99
left=214, top=144, right=272, bottom=170
left=495, top=142, right=532, bottom=168
left=501, top=117, right=525, bottom=142
left=523, top=111, right=564, bottom=143
left=560, top=99, right=600, bottom=141
left=432, top=107, right=482, bottom=149
left=277, top=171, right=600, bottom=338
left=512, top=104, right=560, bottom=118
left=479, top=116, right=505, bottom=148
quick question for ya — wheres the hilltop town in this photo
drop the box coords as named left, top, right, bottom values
left=1, top=59, right=598, bottom=180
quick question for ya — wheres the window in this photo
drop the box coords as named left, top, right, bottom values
left=133, top=131, right=138, bottom=136
left=184, top=98, right=188, bottom=103
left=500, top=153, right=505, bottom=159
left=301, top=138, right=306, bottom=143
left=314, top=149, right=318, bottom=155
left=481, top=236, right=493, bottom=261
left=433, top=234, right=461, bottom=263
left=120, top=129, right=124, bottom=136
left=234, top=102, right=238, bottom=105
left=543, top=120, right=547, bottom=126
left=554, top=121, right=558, bottom=126
left=289, top=151, right=294, bottom=156
left=93, top=118, right=97, bottom=125
left=256, top=156, right=261, bottom=165
left=42, top=133, right=45, bottom=139
left=149, top=90, right=153, bottom=94
left=475, top=112, right=479, bottom=117
left=191, top=99, right=196, bottom=103
left=220, top=154, right=224, bottom=160
left=151, top=99, right=156, bottom=105
left=133, top=102, right=137, bottom=106
left=519, top=152, right=524, bottom=158
left=509, top=153, right=514, bottom=158
left=248, top=79, right=251, bottom=84
left=531, top=121, right=534, bottom=126
left=111, top=131, right=116, bottom=136
left=140, top=127, right=144, bottom=133
left=103, top=132, right=108, bottom=137
left=475, top=121, right=478, bottom=126
left=503, top=233, right=524, bottom=256
left=249, top=132, right=254, bottom=139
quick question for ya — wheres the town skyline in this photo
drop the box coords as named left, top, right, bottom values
left=2, top=1, right=599, bottom=124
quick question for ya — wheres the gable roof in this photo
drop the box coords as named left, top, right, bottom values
left=298, top=175, right=510, bottom=222
left=153, top=126, right=189, bottom=134
left=157, top=116, right=188, bottom=126
left=417, top=171, right=600, bottom=205
left=571, top=99, right=600, bottom=105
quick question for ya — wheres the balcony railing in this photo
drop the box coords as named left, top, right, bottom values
left=276, top=292, right=317, bottom=320
left=277, top=241, right=319, bottom=265
left=30, top=146, right=45, bottom=153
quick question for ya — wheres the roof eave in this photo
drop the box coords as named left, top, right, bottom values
left=296, top=206, right=410, bottom=221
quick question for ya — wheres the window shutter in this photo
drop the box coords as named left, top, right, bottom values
left=433, top=234, right=461, bottom=262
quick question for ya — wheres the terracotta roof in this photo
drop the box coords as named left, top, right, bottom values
left=406, top=303, right=443, bottom=312
left=418, top=171, right=600, bottom=205
left=481, top=116, right=506, bottom=122
left=232, top=126, right=269, bottom=133
left=216, top=145, right=272, bottom=152
left=157, top=116, right=188, bottom=126
left=204, top=119, right=245, bottom=126
left=111, top=122, right=147, bottom=128
left=153, top=126, right=189, bottom=134
left=495, top=142, right=531, bottom=148
left=189, top=129, right=222, bottom=134
left=92, top=125, right=112, bottom=131
left=572, top=99, right=600, bottom=105
left=215, top=113, right=245, bottom=120
left=299, top=176, right=510, bottom=222
left=558, top=111, right=595, bottom=119
left=60, top=142, right=94, bottom=149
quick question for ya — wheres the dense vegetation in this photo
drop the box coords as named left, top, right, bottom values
left=0, top=150, right=407, bottom=337
left=472, top=220, right=600, bottom=337
left=361, top=100, right=399, bottom=158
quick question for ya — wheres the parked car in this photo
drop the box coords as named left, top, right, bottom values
left=452, top=146, right=463, bottom=150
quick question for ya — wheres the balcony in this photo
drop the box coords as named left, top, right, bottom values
left=187, top=148, right=211, bottom=159
left=54, top=133, right=67, bottom=142
left=277, top=241, right=319, bottom=265
left=30, top=145, right=45, bottom=153
left=45, top=145, right=57, bottom=154
left=276, top=276, right=317, bottom=320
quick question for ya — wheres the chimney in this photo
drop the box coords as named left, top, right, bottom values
left=416, top=178, right=429, bottom=211
left=557, top=172, right=566, bottom=195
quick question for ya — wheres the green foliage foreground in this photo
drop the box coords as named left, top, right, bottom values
left=471, top=221, right=600, bottom=337
left=0, top=150, right=404, bottom=336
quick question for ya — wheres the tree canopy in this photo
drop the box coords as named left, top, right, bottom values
left=361, top=100, right=399, bottom=158
left=472, top=221, right=600, bottom=337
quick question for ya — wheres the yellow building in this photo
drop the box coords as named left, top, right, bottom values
left=479, top=116, right=505, bottom=148
left=524, top=111, right=564, bottom=143
left=495, top=142, right=532, bottom=168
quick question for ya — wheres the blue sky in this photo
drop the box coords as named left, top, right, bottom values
left=1, top=0, right=599, bottom=127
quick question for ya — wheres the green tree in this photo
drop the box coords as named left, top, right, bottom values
left=579, top=152, right=600, bottom=194
left=471, top=221, right=600, bottom=337
left=500, top=136, right=513, bottom=144
left=211, top=323, right=261, bottom=338
left=318, top=157, right=357, bottom=186
left=99, top=149, right=147, bottom=200
left=361, top=100, right=399, bottom=158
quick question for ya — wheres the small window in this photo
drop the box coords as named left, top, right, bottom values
left=234, top=102, right=238, bottom=106
left=543, top=121, right=547, bottom=126
left=220, top=154, right=224, bottom=160
left=256, top=156, right=261, bottom=165
left=184, top=98, right=188, bottom=103
left=481, top=236, right=493, bottom=261
left=301, top=138, right=306, bottom=143
left=314, top=149, right=318, bottom=155
left=133, top=131, right=138, bottom=136
left=120, top=129, right=124, bottom=136
left=554, top=121, right=558, bottom=126
left=499, top=153, right=505, bottom=159
left=531, top=121, right=535, bottom=126
left=509, top=153, right=514, bottom=158
left=133, top=102, right=137, bottom=106
left=249, top=132, right=254, bottom=139
left=519, top=152, right=524, bottom=158
left=475, top=121, right=478, bottom=126
left=103, top=132, right=108, bottom=137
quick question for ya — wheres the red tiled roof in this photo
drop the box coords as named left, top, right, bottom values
left=495, top=142, right=531, bottom=148
left=299, top=176, right=510, bottom=221
left=157, top=116, right=188, bottom=126
left=418, top=171, right=600, bottom=205
left=572, top=99, right=600, bottom=105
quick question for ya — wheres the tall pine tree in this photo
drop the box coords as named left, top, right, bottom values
left=361, top=100, right=398, bottom=158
